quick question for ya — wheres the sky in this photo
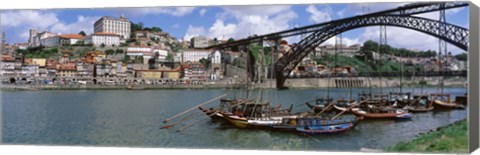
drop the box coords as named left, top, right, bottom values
left=0, top=2, right=469, bottom=54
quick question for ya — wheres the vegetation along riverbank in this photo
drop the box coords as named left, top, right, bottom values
left=385, top=119, right=467, bottom=153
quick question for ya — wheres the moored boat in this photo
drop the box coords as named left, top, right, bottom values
left=335, top=100, right=412, bottom=120
left=431, top=93, right=465, bottom=109
left=404, top=95, right=434, bottom=112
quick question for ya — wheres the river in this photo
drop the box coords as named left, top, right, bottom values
left=1, top=87, right=467, bottom=151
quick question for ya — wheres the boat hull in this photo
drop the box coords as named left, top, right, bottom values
left=296, top=122, right=355, bottom=134
left=432, top=100, right=465, bottom=109
left=406, top=106, right=434, bottom=112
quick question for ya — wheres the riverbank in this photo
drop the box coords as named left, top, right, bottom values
left=0, top=83, right=467, bottom=91
left=385, top=119, right=468, bottom=153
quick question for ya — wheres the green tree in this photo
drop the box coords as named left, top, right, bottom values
left=199, top=58, right=211, bottom=69
left=151, top=26, right=162, bottom=32
left=115, top=49, right=124, bottom=54
left=166, top=53, right=174, bottom=61
left=455, top=53, right=468, bottom=61
left=100, top=43, right=106, bottom=48
left=123, top=55, right=131, bottom=63
left=105, top=49, right=115, bottom=55
left=78, top=31, right=86, bottom=36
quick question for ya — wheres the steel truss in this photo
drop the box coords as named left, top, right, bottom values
left=275, top=15, right=469, bottom=88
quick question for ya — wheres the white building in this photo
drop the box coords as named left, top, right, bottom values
left=190, top=36, right=209, bottom=48
left=211, top=50, right=221, bottom=64
left=126, top=46, right=153, bottom=56
left=28, top=29, right=57, bottom=47
left=153, top=49, right=169, bottom=61
left=21, top=64, right=39, bottom=77
left=94, top=16, right=131, bottom=40
left=182, top=49, right=212, bottom=63
left=210, top=50, right=222, bottom=80
left=85, top=33, right=121, bottom=47
left=174, top=52, right=182, bottom=62
left=40, top=34, right=83, bottom=47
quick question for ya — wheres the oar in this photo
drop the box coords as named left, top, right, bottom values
left=161, top=111, right=205, bottom=129
left=315, top=101, right=337, bottom=116
left=331, top=102, right=357, bottom=120
left=177, top=111, right=219, bottom=132
left=163, top=94, right=227, bottom=123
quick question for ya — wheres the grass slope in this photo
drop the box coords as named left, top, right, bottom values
left=385, top=119, right=468, bottom=153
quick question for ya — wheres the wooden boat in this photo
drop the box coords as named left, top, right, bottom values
left=332, top=99, right=357, bottom=112
left=271, top=116, right=358, bottom=134
left=198, top=106, right=224, bottom=119
left=305, top=97, right=334, bottom=113
left=334, top=100, right=412, bottom=120
left=431, top=93, right=465, bottom=109
left=404, top=95, right=434, bottom=112
left=126, top=85, right=145, bottom=90
left=220, top=101, right=295, bottom=129
left=388, top=92, right=412, bottom=108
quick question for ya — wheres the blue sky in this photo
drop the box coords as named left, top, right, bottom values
left=0, top=3, right=469, bottom=53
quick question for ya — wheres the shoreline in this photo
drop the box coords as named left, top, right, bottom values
left=0, top=84, right=467, bottom=91
left=384, top=119, right=468, bottom=153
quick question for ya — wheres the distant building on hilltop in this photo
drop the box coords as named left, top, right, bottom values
left=84, top=33, right=121, bottom=47
left=190, top=36, right=209, bottom=48
left=1, top=32, right=6, bottom=47
left=94, top=16, right=131, bottom=40
left=28, top=29, right=57, bottom=47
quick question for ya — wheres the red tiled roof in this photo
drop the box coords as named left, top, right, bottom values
left=59, top=34, right=84, bottom=39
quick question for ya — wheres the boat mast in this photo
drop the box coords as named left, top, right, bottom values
left=439, top=6, right=447, bottom=96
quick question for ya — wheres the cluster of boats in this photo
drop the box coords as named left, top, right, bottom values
left=162, top=91, right=466, bottom=135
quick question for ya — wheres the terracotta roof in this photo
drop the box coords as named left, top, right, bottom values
left=57, top=63, right=76, bottom=71
left=59, top=34, right=84, bottom=39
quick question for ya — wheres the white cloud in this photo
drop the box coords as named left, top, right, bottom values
left=358, top=26, right=465, bottom=54
left=322, top=36, right=360, bottom=46
left=172, top=23, right=180, bottom=29
left=199, top=8, right=207, bottom=16
left=337, top=9, right=346, bottom=18
left=1, top=10, right=96, bottom=42
left=117, top=7, right=195, bottom=17
left=1, top=10, right=59, bottom=29
left=306, top=5, right=332, bottom=23
left=346, top=3, right=407, bottom=15
left=184, top=5, right=298, bottom=41
left=50, top=15, right=99, bottom=35
left=183, top=25, right=207, bottom=40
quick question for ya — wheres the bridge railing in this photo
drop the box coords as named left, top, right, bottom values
left=286, top=70, right=467, bottom=78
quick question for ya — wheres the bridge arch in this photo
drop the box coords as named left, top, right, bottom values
left=275, top=15, right=468, bottom=88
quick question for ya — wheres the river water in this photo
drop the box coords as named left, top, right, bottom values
left=1, top=87, right=467, bottom=151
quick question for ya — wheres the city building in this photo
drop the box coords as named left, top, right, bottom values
left=153, top=49, right=169, bottom=61
left=75, top=62, right=94, bottom=78
left=46, top=60, right=58, bottom=77
left=1, top=32, right=6, bottom=47
left=126, top=46, right=153, bottom=56
left=183, top=63, right=207, bottom=81
left=190, top=36, right=209, bottom=48
left=182, top=49, right=212, bottom=63
left=315, top=44, right=362, bottom=58
left=21, top=64, right=39, bottom=77
left=135, top=70, right=163, bottom=79
left=57, top=63, right=76, bottom=78
left=28, top=29, right=57, bottom=47
left=0, top=55, right=16, bottom=77
left=84, top=33, right=121, bottom=47
left=135, top=31, right=170, bottom=42
left=40, top=34, right=84, bottom=47
left=94, top=16, right=131, bottom=40
left=210, top=50, right=222, bottom=80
